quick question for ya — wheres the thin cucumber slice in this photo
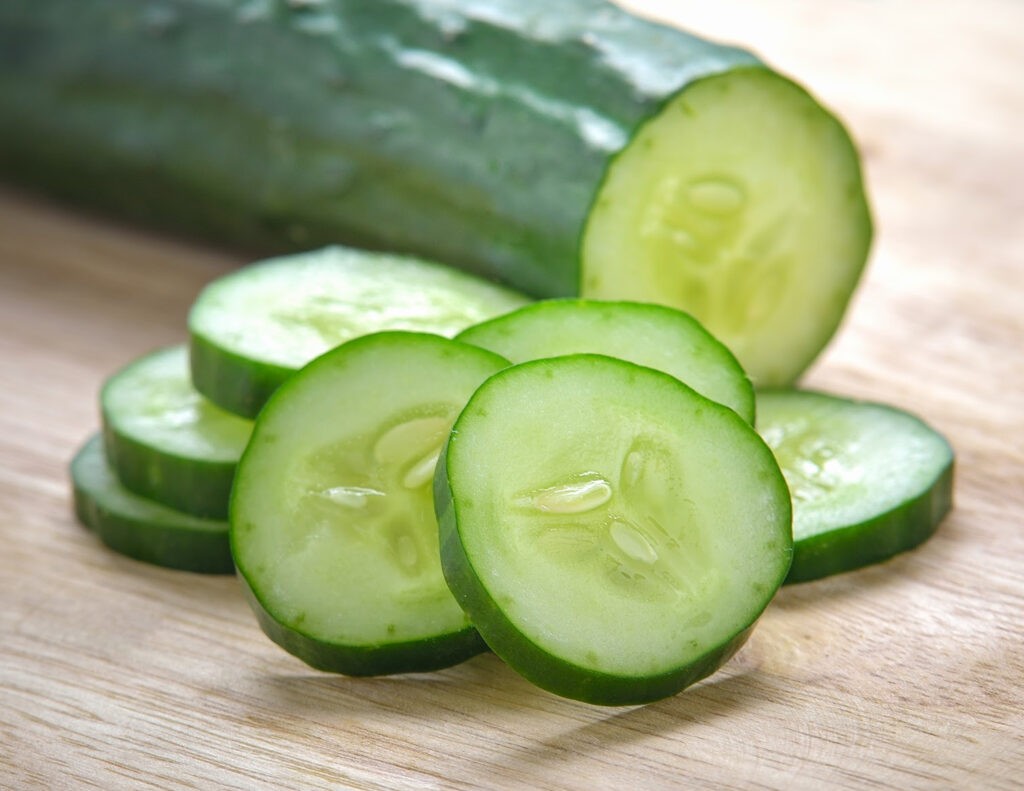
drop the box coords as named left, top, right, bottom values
left=231, top=331, right=510, bottom=675
left=581, top=68, right=872, bottom=387
left=435, top=355, right=792, bottom=705
left=101, top=345, right=252, bottom=519
left=756, top=390, right=954, bottom=584
left=71, top=434, right=233, bottom=574
left=189, top=246, right=529, bottom=418
left=456, top=299, right=754, bottom=423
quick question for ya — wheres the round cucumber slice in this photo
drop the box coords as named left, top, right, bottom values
left=456, top=298, right=754, bottom=423
left=581, top=67, right=872, bottom=387
left=755, top=390, right=955, bottom=584
left=189, top=246, right=529, bottom=418
left=231, top=331, right=510, bottom=675
left=71, top=434, right=233, bottom=574
left=435, top=355, right=792, bottom=705
left=101, top=345, right=252, bottom=520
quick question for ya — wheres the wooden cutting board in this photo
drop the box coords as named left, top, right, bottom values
left=1, top=1, right=1021, bottom=787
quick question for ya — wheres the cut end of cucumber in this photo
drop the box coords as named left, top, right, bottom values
left=581, top=67, right=872, bottom=387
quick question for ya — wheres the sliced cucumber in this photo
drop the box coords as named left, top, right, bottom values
left=189, top=246, right=529, bottom=418
left=581, top=68, right=872, bottom=387
left=756, top=390, right=954, bottom=584
left=101, top=345, right=252, bottom=519
left=435, top=355, right=792, bottom=705
left=71, top=434, right=233, bottom=574
left=456, top=299, right=754, bottom=423
left=231, top=331, right=510, bottom=675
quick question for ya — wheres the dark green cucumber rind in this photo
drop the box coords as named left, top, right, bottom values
left=236, top=571, right=488, bottom=676
left=0, top=0, right=759, bottom=297
left=189, top=329, right=294, bottom=420
left=71, top=435, right=233, bottom=574
left=456, top=298, right=755, bottom=424
left=101, top=419, right=236, bottom=520
left=434, top=444, right=755, bottom=706
left=785, top=456, right=954, bottom=585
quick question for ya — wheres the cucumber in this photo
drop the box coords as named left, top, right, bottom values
left=71, top=434, right=233, bottom=574
left=102, top=345, right=252, bottom=519
left=456, top=299, right=755, bottom=423
left=756, top=390, right=954, bottom=584
left=189, top=246, right=528, bottom=418
left=231, top=331, right=509, bottom=675
left=0, top=0, right=871, bottom=384
left=435, top=355, right=792, bottom=705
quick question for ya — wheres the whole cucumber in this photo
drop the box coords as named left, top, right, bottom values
left=0, top=0, right=871, bottom=385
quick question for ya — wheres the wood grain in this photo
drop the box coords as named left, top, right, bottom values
left=2, top=1, right=1022, bottom=788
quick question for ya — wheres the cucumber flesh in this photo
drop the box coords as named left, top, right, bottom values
left=71, top=434, right=233, bottom=574
left=231, top=331, right=510, bottom=675
left=456, top=298, right=754, bottom=423
left=435, top=355, right=792, bottom=705
left=101, top=345, right=252, bottom=519
left=755, top=390, right=954, bottom=583
left=189, top=246, right=529, bottom=418
left=581, top=68, right=872, bottom=387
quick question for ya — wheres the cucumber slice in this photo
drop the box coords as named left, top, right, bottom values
left=456, top=299, right=755, bottom=423
left=581, top=68, right=872, bottom=387
left=435, top=355, right=792, bottom=705
left=189, top=246, right=529, bottom=418
left=756, top=390, right=954, bottom=584
left=231, top=331, right=510, bottom=675
left=101, top=345, right=252, bottom=520
left=71, top=434, right=233, bottom=574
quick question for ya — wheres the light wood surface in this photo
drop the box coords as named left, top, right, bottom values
left=2, top=1, right=1022, bottom=788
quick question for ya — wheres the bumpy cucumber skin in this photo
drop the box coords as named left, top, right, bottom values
left=0, top=0, right=763, bottom=297
left=435, top=450, right=755, bottom=706
left=189, top=330, right=292, bottom=420
left=238, top=577, right=488, bottom=676
left=72, top=435, right=233, bottom=574
left=785, top=462, right=953, bottom=584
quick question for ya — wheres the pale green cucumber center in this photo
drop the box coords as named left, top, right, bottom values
left=757, top=393, right=953, bottom=541
left=581, top=68, right=871, bottom=386
left=258, top=407, right=464, bottom=643
left=191, top=248, right=528, bottom=369
left=104, top=346, right=251, bottom=460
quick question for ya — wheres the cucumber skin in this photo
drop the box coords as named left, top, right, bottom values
left=72, top=436, right=234, bottom=574
left=0, top=0, right=761, bottom=297
left=101, top=420, right=238, bottom=520
left=434, top=445, right=755, bottom=706
left=237, top=576, right=488, bottom=676
left=786, top=456, right=954, bottom=585
left=189, top=331, right=292, bottom=421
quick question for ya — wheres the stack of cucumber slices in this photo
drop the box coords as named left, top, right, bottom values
left=71, top=246, right=953, bottom=706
